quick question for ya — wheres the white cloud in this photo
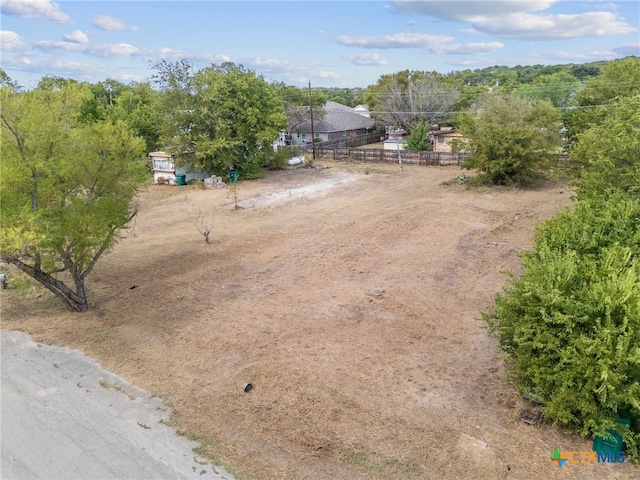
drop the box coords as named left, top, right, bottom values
left=1, top=30, right=28, bottom=51
left=1, top=0, right=71, bottom=23
left=435, top=42, right=504, bottom=54
left=85, top=43, right=140, bottom=57
left=316, top=71, right=341, bottom=80
left=46, top=59, right=105, bottom=74
left=343, top=52, right=388, bottom=66
left=248, top=58, right=302, bottom=71
left=92, top=15, right=139, bottom=31
left=152, top=47, right=231, bottom=63
left=63, top=30, right=89, bottom=44
left=35, top=39, right=139, bottom=57
left=33, top=40, right=85, bottom=53
left=393, top=1, right=556, bottom=20
left=336, top=33, right=503, bottom=55
left=392, top=0, right=636, bottom=40
left=33, top=35, right=235, bottom=65
left=470, top=12, right=636, bottom=40
left=613, top=42, right=640, bottom=56
left=336, top=32, right=454, bottom=48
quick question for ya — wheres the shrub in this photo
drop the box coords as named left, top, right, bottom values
left=484, top=192, right=640, bottom=458
left=460, top=94, right=562, bottom=186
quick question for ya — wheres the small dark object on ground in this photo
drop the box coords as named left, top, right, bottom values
left=129, top=285, right=137, bottom=290
left=520, top=409, right=542, bottom=426
left=244, top=383, right=253, bottom=393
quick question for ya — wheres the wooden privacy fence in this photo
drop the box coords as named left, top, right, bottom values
left=305, top=147, right=469, bottom=166
left=301, top=147, right=574, bottom=169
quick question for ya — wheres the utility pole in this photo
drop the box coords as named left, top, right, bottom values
left=397, top=127, right=403, bottom=173
left=308, top=81, right=316, bottom=161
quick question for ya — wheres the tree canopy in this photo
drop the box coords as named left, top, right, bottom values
left=459, top=94, right=562, bottom=186
left=564, top=57, right=640, bottom=146
left=153, top=61, right=287, bottom=179
left=570, top=95, right=640, bottom=200
left=363, top=71, right=460, bottom=130
left=0, top=82, right=148, bottom=311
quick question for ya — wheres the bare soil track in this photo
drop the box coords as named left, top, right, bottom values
left=3, top=161, right=638, bottom=479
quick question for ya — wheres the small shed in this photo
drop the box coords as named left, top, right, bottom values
left=383, top=128, right=408, bottom=151
left=430, top=129, right=466, bottom=153
left=149, top=151, right=208, bottom=185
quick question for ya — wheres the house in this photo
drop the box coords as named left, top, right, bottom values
left=383, top=128, right=408, bottom=151
left=149, top=151, right=208, bottom=185
left=290, top=101, right=376, bottom=145
left=351, top=104, right=371, bottom=117
left=430, top=128, right=466, bottom=153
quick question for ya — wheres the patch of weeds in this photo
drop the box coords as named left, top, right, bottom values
left=165, top=413, right=240, bottom=477
left=304, top=154, right=315, bottom=169
left=364, top=168, right=371, bottom=175
left=137, top=422, right=151, bottom=429
left=452, top=174, right=471, bottom=184
left=99, top=380, right=136, bottom=400
left=186, top=178, right=204, bottom=188
left=341, top=447, right=423, bottom=479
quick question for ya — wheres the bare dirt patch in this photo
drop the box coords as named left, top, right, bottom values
left=2, top=161, right=637, bottom=479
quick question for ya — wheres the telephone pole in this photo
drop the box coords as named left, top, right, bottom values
left=308, top=81, right=316, bottom=160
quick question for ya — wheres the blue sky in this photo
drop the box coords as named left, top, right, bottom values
left=1, top=1, right=639, bottom=89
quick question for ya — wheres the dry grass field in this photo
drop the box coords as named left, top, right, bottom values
left=2, top=161, right=638, bottom=479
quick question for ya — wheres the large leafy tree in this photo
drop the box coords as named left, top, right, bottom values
left=154, top=61, right=287, bottom=179
left=564, top=56, right=640, bottom=147
left=460, top=94, right=562, bottom=186
left=570, top=95, right=640, bottom=200
left=484, top=193, right=640, bottom=455
left=517, top=71, right=580, bottom=108
left=1, top=81, right=148, bottom=312
left=84, top=80, right=162, bottom=152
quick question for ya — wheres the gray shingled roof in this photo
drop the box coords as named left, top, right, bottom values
left=298, top=102, right=375, bottom=133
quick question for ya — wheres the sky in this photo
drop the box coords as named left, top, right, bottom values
left=1, top=0, right=639, bottom=89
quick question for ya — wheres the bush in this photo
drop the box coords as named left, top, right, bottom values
left=460, top=94, right=562, bottom=186
left=484, top=192, right=640, bottom=458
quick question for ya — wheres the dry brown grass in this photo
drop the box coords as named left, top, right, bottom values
left=2, top=161, right=638, bottom=479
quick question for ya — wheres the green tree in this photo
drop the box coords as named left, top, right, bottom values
left=273, top=83, right=325, bottom=142
left=0, top=83, right=148, bottom=312
left=517, top=71, right=580, bottom=108
left=570, top=95, right=640, bottom=200
left=404, top=120, right=431, bottom=151
left=564, top=57, right=640, bottom=146
left=0, top=69, right=21, bottom=90
left=484, top=193, right=640, bottom=456
left=460, top=94, right=562, bottom=186
left=154, top=61, right=287, bottom=179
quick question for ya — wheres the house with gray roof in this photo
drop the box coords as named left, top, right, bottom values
left=289, top=101, right=376, bottom=146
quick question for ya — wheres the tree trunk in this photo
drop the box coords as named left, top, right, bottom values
left=5, top=258, right=89, bottom=312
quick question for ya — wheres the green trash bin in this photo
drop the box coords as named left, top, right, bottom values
left=593, top=416, right=630, bottom=460
left=176, top=174, right=186, bottom=186
left=229, top=171, right=239, bottom=183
